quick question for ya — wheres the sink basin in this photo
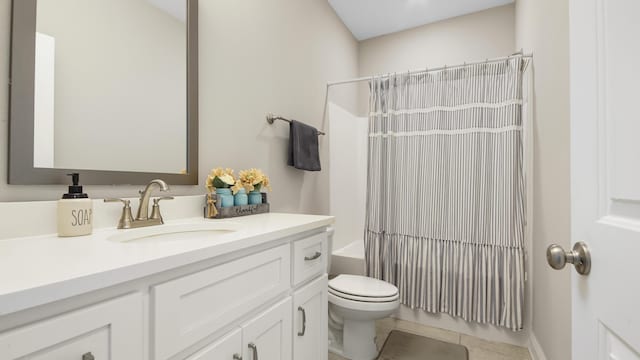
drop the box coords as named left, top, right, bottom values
left=107, top=222, right=241, bottom=243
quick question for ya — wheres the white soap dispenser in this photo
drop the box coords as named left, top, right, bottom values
left=57, top=173, right=93, bottom=237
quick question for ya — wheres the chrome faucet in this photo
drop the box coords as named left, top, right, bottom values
left=105, top=179, right=173, bottom=229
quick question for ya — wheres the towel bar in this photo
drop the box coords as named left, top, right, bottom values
left=266, top=113, right=325, bottom=135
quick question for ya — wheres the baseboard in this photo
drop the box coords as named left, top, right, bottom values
left=393, top=306, right=530, bottom=347
left=528, top=332, right=548, bottom=360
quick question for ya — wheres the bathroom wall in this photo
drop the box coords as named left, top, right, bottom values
left=357, top=4, right=516, bottom=113
left=515, top=0, right=572, bottom=359
left=0, top=0, right=359, bottom=217
left=353, top=4, right=531, bottom=347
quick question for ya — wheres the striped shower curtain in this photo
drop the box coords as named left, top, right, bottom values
left=364, top=57, right=530, bottom=331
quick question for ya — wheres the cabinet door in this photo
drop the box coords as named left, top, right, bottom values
left=242, top=298, right=292, bottom=360
left=0, top=293, right=143, bottom=360
left=185, top=328, right=242, bottom=360
left=293, top=275, right=328, bottom=360
left=153, top=244, right=291, bottom=360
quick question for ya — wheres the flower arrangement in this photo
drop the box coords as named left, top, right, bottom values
left=204, top=167, right=271, bottom=216
left=232, top=168, right=272, bottom=194
left=205, top=167, right=235, bottom=193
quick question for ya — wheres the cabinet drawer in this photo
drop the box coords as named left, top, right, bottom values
left=0, top=293, right=143, bottom=360
left=293, top=232, right=327, bottom=286
left=153, top=244, right=291, bottom=360
left=185, top=328, right=241, bottom=360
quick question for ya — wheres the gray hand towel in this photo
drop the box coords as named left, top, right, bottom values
left=287, top=120, right=321, bottom=171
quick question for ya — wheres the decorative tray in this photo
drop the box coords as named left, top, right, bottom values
left=204, top=193, right=270, bottom=219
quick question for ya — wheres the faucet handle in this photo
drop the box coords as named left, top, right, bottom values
left=153, top=196, right=174, bottom=204
left=150, top=196, right=174, bottom=222
left=104, top=198, right=129, bottom=205
left=104, top=198, right=134, bottom=229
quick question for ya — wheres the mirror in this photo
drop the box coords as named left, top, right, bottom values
left=9, top=0, right=198, bottom=185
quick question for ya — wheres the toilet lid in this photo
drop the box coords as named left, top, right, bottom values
left=329, top=287, right=399, bottom=303
left=328, top=275, right=398, bottom=299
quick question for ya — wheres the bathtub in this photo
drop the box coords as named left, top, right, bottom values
left=330, top=240, right=366, bottom=276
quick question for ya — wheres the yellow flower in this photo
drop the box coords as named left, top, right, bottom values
left=205, top=167, right=236, bottom=191
left=209, top=167, right=234, bottom=179
left=205, top=175, right=215, bottom=193
left=218, top=174, right=235, bottom=185
left=237, top=168, right=271, bottom=193
left=261, top=174, right=272, bottom=191
left=231, top=179, right=244, bottom=195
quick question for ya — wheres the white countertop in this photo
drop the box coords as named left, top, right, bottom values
left=0, top=213, right=334, bottom=316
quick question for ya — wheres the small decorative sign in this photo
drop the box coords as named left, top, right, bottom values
left=204, top=193, right=270, bottom=219
left=216, top=203, right=270, bottom=219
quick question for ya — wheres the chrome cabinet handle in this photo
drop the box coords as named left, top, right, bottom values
left=297, top=306, right=307, bottom=336
left=82, top=352, right=95, bottom=360
left=248, top=342, right=258, bottom=360
left=233, top=354, right=242, bottom=360
left=304, top=252, right=322, bottom=261
left=547, top=242, right=591, bottom=275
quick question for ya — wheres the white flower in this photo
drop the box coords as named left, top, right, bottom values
left=219, top=174, right=235, bottom=185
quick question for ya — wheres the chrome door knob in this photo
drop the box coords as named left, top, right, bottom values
left=546, top=242, right=591, bottom=275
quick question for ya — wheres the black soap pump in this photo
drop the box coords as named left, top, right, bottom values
left=57, top=173, right=93, bottom=237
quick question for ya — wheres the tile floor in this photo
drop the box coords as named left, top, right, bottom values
left=328, top=318, right=532, bottom=360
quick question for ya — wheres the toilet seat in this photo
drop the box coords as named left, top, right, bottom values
left=328, top=275, right=399, bottom=303
left=329, top=287, right=399, bottom=303
left=328, top=291, right=400, bottom=313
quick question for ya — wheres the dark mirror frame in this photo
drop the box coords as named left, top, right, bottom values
left=8, top=0, right=198, bottom=185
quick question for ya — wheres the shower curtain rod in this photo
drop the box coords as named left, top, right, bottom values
left=326, top=52, right=533, bottom=87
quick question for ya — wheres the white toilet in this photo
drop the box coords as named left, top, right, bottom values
left=326, top=231, right=400, bottom=360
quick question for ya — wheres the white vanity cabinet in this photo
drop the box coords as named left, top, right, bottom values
left=184, top=298, right=294, bottom=360
left=293, top=232, right=328, bottom=286
left=242, top=298, right=293, bottom=360
left=0, top=293, right=143, bottom=360
left=293, top=276, right=329, bottom=360
left=0, top=223, right=330, bottom=360
left=152, top=244, right=291, bottom=360
left=184, top=329, right=242, bottom=360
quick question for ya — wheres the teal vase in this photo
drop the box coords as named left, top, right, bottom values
left=234, top=188, right=248, bottom=206
left=248, top=190, right=262, bottom=205
left=215, top=188, right=234, bottom=207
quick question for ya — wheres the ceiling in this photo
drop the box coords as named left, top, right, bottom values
left=328, top=0, right=514, bottom=41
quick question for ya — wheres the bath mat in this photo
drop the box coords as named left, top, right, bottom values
left=378, top=330, right=468, bottom=360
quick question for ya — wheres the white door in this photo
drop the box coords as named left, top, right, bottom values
left=293, top=276, right=328, bottom=360
left=242, top=298, right=292, bottom=360
left=570, top=0, right=640, bottom=359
